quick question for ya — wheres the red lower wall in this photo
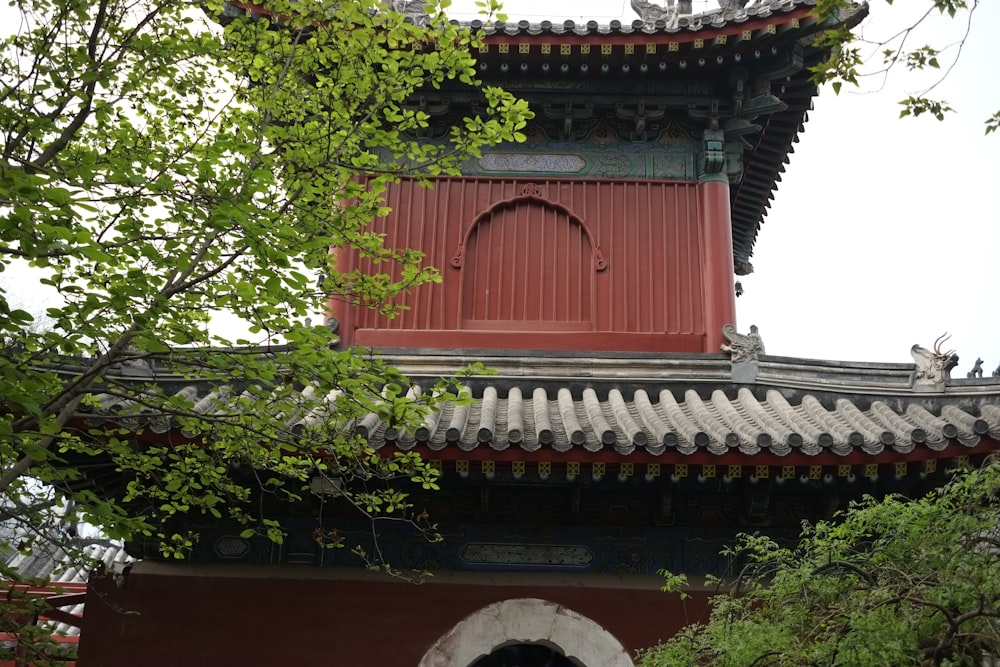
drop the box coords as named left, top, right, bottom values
left=78, top=567, right=709, bottom=667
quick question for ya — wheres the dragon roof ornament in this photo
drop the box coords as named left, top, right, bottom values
left=630, top=0, right=681, bottom=27
left=387, top=0, right=430, bottom=25
left=721, top=323, right=765, bottom=364
left=912, top=333, right=959, bottom=387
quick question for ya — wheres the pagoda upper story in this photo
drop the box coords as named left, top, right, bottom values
left=329, top=0, right=866, bottom=353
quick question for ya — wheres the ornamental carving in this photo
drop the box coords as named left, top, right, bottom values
left=630, top=0, right=679, bottom=27
left=720, top=323, right=765, bottom=363
left=459, top=542, right=593, bottom=567
left=388, top=0, right=430, bottom=26
left=700, top=128, right=726, bottom=176
left=911, top=333, right=959, bottom=385
left=213, top=536, right=251, bottom=559
left=520, top=183, right=544, bottom=197
left=478, top=153, right=586, bottom=174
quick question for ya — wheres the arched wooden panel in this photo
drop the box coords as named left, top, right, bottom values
left=460, top=199, right=596, bottom=330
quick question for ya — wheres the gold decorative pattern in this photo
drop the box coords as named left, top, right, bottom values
left=674, top=463, right=688, bottom=478
left=518, top=43, right=529, bottom=54
left=561, top=44, right=572, bottom=55
left=742, top=29, right=752, bottom=40
left=781, top=466, right=795, bottom=479
left=538, top=461, right=551, bottom=477
left=541, top=44, right=551, bottom=54
left=482, top=460, right=495, bottom=476
left=715, top=35, right=727, bottom=45
left=668, top=42, right=679, bottom=52
left=456, top=460, right=469, bottom=475
left=755, top=465, right=769, bottom=479
left=646, top=43, right=656, bottom=54
left=766, top=24, right=776, bottom=35
left=701, top=464, right=716, bottom=479
left=620, top=462, right=634, bottom=478
left=567, top=461, right=581, bottom=477
left=625, top=44, right=634, bottom=55
left=580, top=44, right=590, bottom=55
left=924, top=459, right=937, bottom=474
left=838, top=464, right=852, bottom=477
left=498, top=43, right=509, bottom=54
left=864, top=463, right=878, bottom=478
left=894, top=461, right=907, bottom=477
left=955, top=455, right=970, bottom=469
left=809, top=465, right=821, bottom=480
left=601, top=44, right=612, bottom=55
left=512, top=460, right=526, bottom=476
left=479, top=44, right=489, bottom=53
left=693, top=38, right=704, bottom=49
left=592, top=462, right=606, bottom=478
left=646, top=463, right=661, bottom=478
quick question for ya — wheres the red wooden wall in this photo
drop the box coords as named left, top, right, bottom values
left=78, top=568, right=709, bottom=667
left=332, top=177, right=735, bottom=353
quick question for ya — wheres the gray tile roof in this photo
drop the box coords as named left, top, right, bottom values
left=82, top=352, right=1000, bottom=461
left=3, top=542, right=131, bottom=636
left=366, top=385, right=997, bottom=458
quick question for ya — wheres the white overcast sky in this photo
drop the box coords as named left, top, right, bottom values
left=4, top=1, right=998, bottom=368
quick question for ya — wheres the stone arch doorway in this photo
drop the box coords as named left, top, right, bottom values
left=417, top=598, right=635, bottom=667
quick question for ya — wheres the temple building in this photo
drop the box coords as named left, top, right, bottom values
left=63, top=1, right=1000, bottom=665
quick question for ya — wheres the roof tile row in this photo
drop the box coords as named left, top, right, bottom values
left=369, top=386, right=996, bottom=457
left=88, top=383, right=1000, bottom=459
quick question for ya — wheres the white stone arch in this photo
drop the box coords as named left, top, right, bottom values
left=418, top=597, right=635, bottom=667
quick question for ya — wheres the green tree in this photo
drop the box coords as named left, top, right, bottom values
left=0, top=0, right=529, bottom=652
left=639, top=463, right=1000, bottom=666
left=813, top=0, right=998, bottom=133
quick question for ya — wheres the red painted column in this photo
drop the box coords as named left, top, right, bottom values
left=698, top=176, right=737, bottom=353
left=325, top=246, right=355, bottom=346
